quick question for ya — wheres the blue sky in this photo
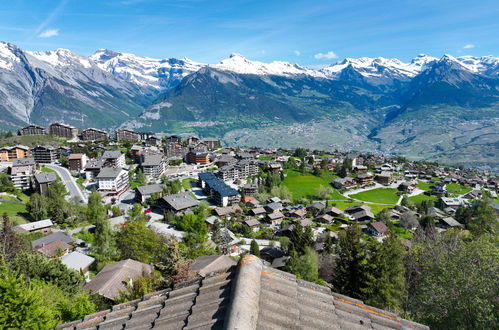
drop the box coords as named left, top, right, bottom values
left=0, top=0, right=498, bottom=65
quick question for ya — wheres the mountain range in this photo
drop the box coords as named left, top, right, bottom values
left=0, top=41, right=498, bottom=170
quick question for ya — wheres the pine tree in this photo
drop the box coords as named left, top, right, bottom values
left=250, top=240, right=260, bottom=257
left=26, top=193, right=48, bottom=221
left=331, top=225, right=366, bottom=299
left=87, top=190, right=113, bottom=257
left=361, top=232, right=406, bottom=311
left=0, top=213, right=25, bottom=263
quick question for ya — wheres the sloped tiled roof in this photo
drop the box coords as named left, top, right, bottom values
left=58, top=255, right=428, bottom=330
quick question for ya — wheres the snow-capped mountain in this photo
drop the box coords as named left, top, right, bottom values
left=211, top=53, right=327, bottom=78
left=90, top=49, right=204, bottom=89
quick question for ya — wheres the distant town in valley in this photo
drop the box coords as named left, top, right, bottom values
left=0, top=121, right=497, bottom=329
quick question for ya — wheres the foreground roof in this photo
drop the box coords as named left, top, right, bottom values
left=58, top=255, right=428, bottom=330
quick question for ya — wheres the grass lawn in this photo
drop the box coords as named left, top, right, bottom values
left=331, top=189, right=349, bottom=201
left=282, top=170, right=330, bottom=200
left=408, top=194, right=438, bottom=204
left=182, top=178, right=196, bottom=190
left=0, top=195, right=18, bottom=201
left=40, top=166, right=56, bottom=173
left=258, top=155, right=273, bottom=161
left=320, top=171, right=338, bottom=184
left=349, top=188, right=400, bottom=204
left=388, top=224, right=413, bottom=239
left=431, top=176, right=442, bottom=182
left=330, top=200, right=390, bottom=215
left=446, top=183, right=472, bottom=195
left=0, top=202, right=28, bottom=217
left=417, top=180, right=433, bottom=191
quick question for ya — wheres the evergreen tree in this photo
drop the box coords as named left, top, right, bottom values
left=250, top=240, right=260, bottom=257
left=0, top=213, right=25, bottom=263
left=361, top=232, right=406, bottom=311
left=331, top=225, right=366, bottom=299
left=285, top=247, right=319, bottom=283
left=26, top=193, right=48, bottom=221
left=289, top=222, right=314, bottom=255
left=87, top=191, right=113, bottom=256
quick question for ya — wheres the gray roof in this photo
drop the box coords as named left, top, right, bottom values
left=97, top=167, right=125, bottom=179
left=34, top=172, right=57, bottom=184
left=13, top=158, right=35, bottom=166
left=162, top=192, right=199, bottom=211
left=441, top=217, right=463, bottom=227
left=189, top=255, right=236, bottom=277
left=102, top=150, right=122, bottom=160
left=84, top=259, right=153, bottom=300
left=58, top=255, right=428, bottom=330
left=14, top=219, right=53, bottom=233
left=142, top=154, right=164, bottom=167
left=60, top=251, right=95, bottom=271
left=136, top=184, right=165, bottom=196
left=31, top=232, right=72, bottom=249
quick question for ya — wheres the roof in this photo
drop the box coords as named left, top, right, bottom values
left=441, top=217, right=463, bottom=227
left=12, top=157, right=35, bottom=166
left=14, top=219, right=53, bottom=233
left=36, top=240, right=72, bottom=257
left=84, top=259, right=153, bottom=300
left=60, top=251, right=95, bottom=271
left=142, top=155, right=164, bottom=166
left=31, top=232, right=73, bottom=249
left=352, top=210, right=375, bottom=220
left=198, top=172, right=217, bottom=181
left=58, top=255, right=428, bottom=330
left=148, top=222, right=185, bottom=241
left=102, top=150, right=123, bottom=159
left=367, top=221, right=389, bottom=234
left=244, top=219, right=260, bottom=227
left=162, top=192, right=199, bottom=212
left=136, top=184, right=165, bottom=196
left=97, top=167, right=125, bottom=179
left=34, top=172, right=57, bottom=184
left=189, top=255, right=237, bottom=277
left=68, top=153, right=85, bottom=160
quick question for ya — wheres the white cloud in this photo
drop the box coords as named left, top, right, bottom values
left=294, top=50, right=301, bottom=56
left=463, top=44, right=475, bottom=49
left=314, top=51, right=337, bottom=60
left=38, top=28, right=59, bottom=38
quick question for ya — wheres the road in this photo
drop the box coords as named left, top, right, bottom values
left=45, top=164, right=88, bottom=204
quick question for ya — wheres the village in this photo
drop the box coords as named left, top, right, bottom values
left=0, top=122, right=498, bottom=329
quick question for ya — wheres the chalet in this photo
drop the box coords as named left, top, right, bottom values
left=31, top=232, right=73, bottom=249
left=164, top=142, right=187, bottom=158
left=332, top=177, right=356, bottom=189
left=36, top=240, right=72, bottom=258
left=60, top=251, right=95, bottom=281
left=307, top=201, right=326, bottom=213
left=243, top=219, right=260, bottom=232
left=438, top=217, right=464, bottom=229
left=353, top=165, right=368, bottom=173
left=68, top=153, right=88, bottom=172
left=10, top=158, right=36, bottom=190
left=376, top=171, right=392, bottom=185
left=267, top=211, right=284, bottom=225
left=431, top=182, right=446, bottom=195
left=160, top=192, right=200, bottom=214
left=97, top=167, right=129, bottom=195
left=251, top=207, right=267, bottom=216
left=0, top=145, right=30, bottom=161
left=325, top=206, right=343, bottom=217
left=399, top=181, right=416, bottom=193
left=34, top=172, right=57, bottom=194
left=366, top=222, right=389, bottom=237
left=265, top=202, right=283, bottom=213
left=440, top=197, right=463, bottom=210
left=145, top=136, right=160, bottom=147
left=316, top=214, right=334, bottom=224
left=356, top=172, right=373, bottom=185
left=246, top=199, right=260, bottom=208
left=84, top=259, right=153, bottom=301
left=48, top=123, right=78, bottom=139
left=13, top=219, right=54, bottom=234
left=135, top=184, right=165, bottom=203
left=289, top=208, right=307, bottom=218
left=351, top=209, right=375, bottom=222
left=213, top=205, right=243, bottom=218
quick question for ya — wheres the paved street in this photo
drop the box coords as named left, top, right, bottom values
left=45, top=164, right=88, bottom=204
